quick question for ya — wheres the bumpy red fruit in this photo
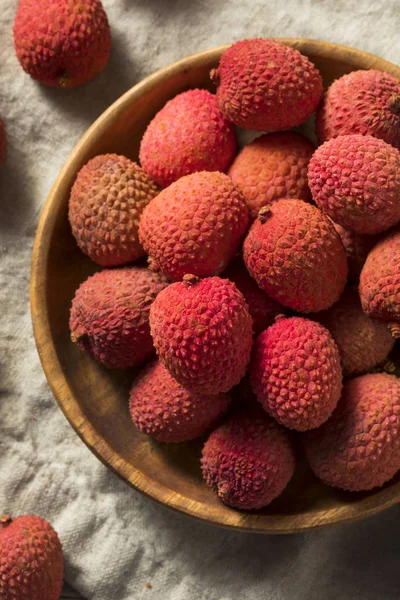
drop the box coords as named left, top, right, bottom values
left=211, top=38, right=323, bottom=131
left=70, top=266, right=168, bottom=369
left=13, top=0, right=111, bottom=88
left=129, top=359, right=231, bottom=442
left=69, top=154, right=158, bottom=267
left=228, top=132, right=314, bottom=219
left=359, top=228, right=400, bottom=331
left=201, top=411, right=296, bottom=509
left=139, top=171, right=249, bottom=281
left=0, top=514, right=63, bottom=600
left=150, top=275, right=253, bottom=394
left=224, top=256, right=285, bottom=335
left=251, top=317, right=342, bottom=431
left=316, top=69, right=400, bottom=148
left=318, top=287, right=395, bottom=376
left=303, top=374, right=400, bottom=491
left=308, top=134, right=400, bottom=234
left=333, top=222, right=379, bottom=282
left=139, top=89, right=237, bottom=187
left=0, top=117, right=7, bottom=167
left=243, top=199, right=348, bottom=313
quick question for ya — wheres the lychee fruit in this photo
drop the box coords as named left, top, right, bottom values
left=228, top=132, right=314, bottom=219
left=359, top=228, right=400, bottom=333
left=211, top=38, right=323, bottom=131
left=308, top=134, right=400, bottom=234
left=0, top=117, right=7, bottom=167
left=150, top=275, right=253, bottom=394
left=139, top=89, right=237, bottom=187
left=201, top=410, right=296, bottom=509
left=316, top=69, right=400, bottom=148
left=250, top=316, right=342, bottom=431
left=0, top=514, right=64, bottom=600
left=303, top=373, right=400, bottom=491
left=70, top=266, right=169, bottom=369
left=13, top=0, right=111, bottom=88
left=243, top=199, right=348, bottom=313
left=139, top=171, right=249, bottom=281
left=224, top=255, right=285, bottom=335
left=318, top=287, right=395, bottom=376
left=332, top=222, right=379, bottom=282
left=129, top=359, right=231, bottom=442
left=69, top=154, right=158, bottom=267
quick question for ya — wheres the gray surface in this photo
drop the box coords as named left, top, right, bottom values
left=62, top=583, right=85, bottom=599
left=1, top=1, right=400, bottom=599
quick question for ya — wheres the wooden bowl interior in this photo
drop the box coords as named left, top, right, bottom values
left=31, top=40, right=400, bottom=533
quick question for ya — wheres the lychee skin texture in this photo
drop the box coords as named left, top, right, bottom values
left=139, top=171, right=249, bottom=282
left=0, top=514, right=64, bottom=600
left=211, top=38, right=323, bottom=131
left=224, top=256, right=285, bottom=335
left=243, top=199, right=348, bottom=313
left=150, top=276, right=253, bottom=394
left=139, top=89, right=237, bottom=188
left=308, top=134, right=400, bottom=235
left=333, top=222, right=379, bottom=282
left=69, top=154, right=158, bottom=267
left=251, top=317, right=342, bottom=431
left=303, top=374, right=400, bottom=491
left=316, top=69, right=400, bottom=148
left=70, top=266, right=169, bottom=369
left=318, top=287, right=395, bottom=376
left=13, top=0, right=111, bottom=88
left=201, top=411, right=296, bottom=509
left=129, top=359, right=231, bottom=443
left=0, top=117, right=7, bottom=167
left=359, top=228, right=400, bottom=327
left=228, top=132, right=314, bottom=219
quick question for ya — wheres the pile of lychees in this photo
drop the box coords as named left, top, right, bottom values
left=68, top=38, right=400, bottom=511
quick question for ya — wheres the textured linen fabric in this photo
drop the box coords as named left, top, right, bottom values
left=1, top=1, right=400, bottom=599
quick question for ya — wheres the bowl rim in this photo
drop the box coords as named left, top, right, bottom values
left=30, top=39, right=400, bottom=534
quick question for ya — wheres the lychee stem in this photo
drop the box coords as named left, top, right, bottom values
left=258, top=206, right=272, bottom=224
left=217, top=481, right=231, bottom=498
left=210, top=68, right=220, bottom=86
left=389, top=94, right=400, bottom=117
left=71, top=327, right=87, bottom=343
left=58, top=70, right=71, bottom=88
left=183, top=273, right=200, bottom=287
left=274, top=314, right=287, bottom=323
left=148, top=256, right=161, bottom=273
left=0, top=515, right=13, bottom=528
left=382, top=359, right=396, bottom=375
left=388, top=322, right=400, bottom=338
left=370, top=359, right=397, bottom=375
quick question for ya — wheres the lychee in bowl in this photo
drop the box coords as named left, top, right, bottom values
left=31, top=39, right=400, bottom=533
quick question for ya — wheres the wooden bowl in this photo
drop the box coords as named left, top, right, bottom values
left=31, top=39, right=400, bottom=533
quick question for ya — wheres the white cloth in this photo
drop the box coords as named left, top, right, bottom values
left=1, top=1, right=400, bottom=599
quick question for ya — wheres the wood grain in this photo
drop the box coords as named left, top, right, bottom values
left=30, top=40, right=400, bottom=534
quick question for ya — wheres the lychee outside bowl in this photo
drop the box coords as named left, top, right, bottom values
left=31, top=40, right=400, bottom=533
